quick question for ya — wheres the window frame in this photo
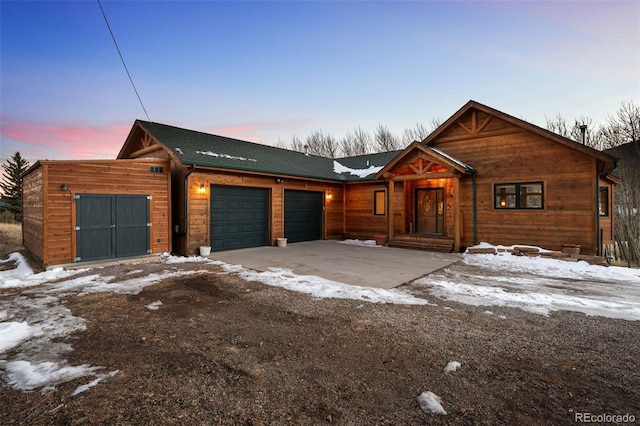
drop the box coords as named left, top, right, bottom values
left=599, top=187, right=609, bottom=217
left=373, top=190, right=386, bottom=216
left=494, top=182, right=544, bottom=210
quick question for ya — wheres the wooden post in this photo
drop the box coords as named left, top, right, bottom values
left=453, top=175, right=460, bottom=252
left=388, top=179, right=395, bottom=242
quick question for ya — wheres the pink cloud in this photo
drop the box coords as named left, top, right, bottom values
left=204, top=118, right=314, bottom=143
left=0, top=116, right=132, bottom=160
left=208, top=123, right=265, bottom=142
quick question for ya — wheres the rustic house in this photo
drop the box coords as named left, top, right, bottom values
left=22, top=100, right=617, bottom=267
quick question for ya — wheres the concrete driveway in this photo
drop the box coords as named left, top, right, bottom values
left=210, top=240, right=460, bottom=289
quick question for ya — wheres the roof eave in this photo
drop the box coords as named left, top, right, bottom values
left=179, top=160, right=348, bottom=183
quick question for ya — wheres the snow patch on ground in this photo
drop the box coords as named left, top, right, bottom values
left=3, top=241, right=639, bottom=396
left=71, top=370, right=119, bottom=396
left=414, top=243, right=640, bottom=321
left=443, top=361, right=461, bottom=373
left=217, top=263, right=430, bottom=305
left=0, top=253, right=207, bottom=393
left=417, top=391, right=447, bottom=414
left=0, top=321, right=33, bottom=353
left=145, top=301, right=163, bottom=310
left=0, top=252, right=84, bottom=289
left=2, top=360, right=102, bottom=392
left=338, top=239, right=380, bottom=247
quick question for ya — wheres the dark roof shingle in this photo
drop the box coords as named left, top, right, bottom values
left=139, top=121, right=397, bottom=181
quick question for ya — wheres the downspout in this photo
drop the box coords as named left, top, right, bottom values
left=596, top=158, right=618, bottom=256
left=472, top=170, right=478, bottom=245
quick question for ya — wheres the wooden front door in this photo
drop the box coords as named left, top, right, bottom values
left=415, top=188, right=444, bottom=234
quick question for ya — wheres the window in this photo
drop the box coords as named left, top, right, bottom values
left=599, top=187, right=609, bottom=216
left=494, top=182, right=543, bottom=209
left=374, top=190, right=386, bottom=215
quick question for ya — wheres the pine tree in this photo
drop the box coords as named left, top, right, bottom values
left=1, top=152, right=30, bottom=222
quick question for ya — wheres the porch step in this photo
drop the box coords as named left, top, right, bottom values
left=389, top=235, right=454, bottom=253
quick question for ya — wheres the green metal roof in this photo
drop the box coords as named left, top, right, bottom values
left=138, top=121, right=397, bottom=182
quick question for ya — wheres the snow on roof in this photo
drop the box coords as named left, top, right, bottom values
left=333, top=159, right=383, bottom=178
left=428, top=146, right=474, bottom=171
left=196, top=150, right=258, bottom=162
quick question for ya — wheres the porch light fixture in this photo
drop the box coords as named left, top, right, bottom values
left=60, top=183, right=68, bottom=191
left=198, top=184, right=206, bottom=194
left=326, top=192, right=333, bottom=201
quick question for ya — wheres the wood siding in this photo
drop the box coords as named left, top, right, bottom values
left=432, top=110, right=600, bottom=254
left=345, top=182, right=388, bottom=240
left=22, top=165, right=44, bottom=263
left=22, top=160, right=171, bottom=267
left=181, top=170, right=344, bottom=255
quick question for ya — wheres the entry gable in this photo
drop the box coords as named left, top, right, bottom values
left=375, top=141, right=473, bottom=181
left=118, top=120, right=178, bottom=163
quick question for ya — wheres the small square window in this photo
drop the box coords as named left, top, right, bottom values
left=374, top=190, right=386, bottom=215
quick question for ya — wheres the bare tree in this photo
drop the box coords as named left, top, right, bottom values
left=341, top=128, right=373, bottom=157
left=305, top=130, right=338, bottom=158
left=598, top=100, right=640, bottom=150
left=429, top=117, right=443, bottom=132
left=402, top=122, right=431, bottom=145
left=603, top=100, right=640, bottom=266
left=275, top=135, right=305, bottom=153
left=374, top=123, right=400, bottom=152
left=545, top=113, right=596, bottom=146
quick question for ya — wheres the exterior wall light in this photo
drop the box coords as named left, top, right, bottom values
left=198, top=184, right=206, bottom=194
left=61, top=183, right=68, bottom=191
left=326, top=191, right=333, bottom=201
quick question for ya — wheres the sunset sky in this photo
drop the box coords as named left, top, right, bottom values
left=1, top=1, right=638, bottom=166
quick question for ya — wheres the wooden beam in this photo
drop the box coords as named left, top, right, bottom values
left=437, top=127, right=523, bottom=143
left=408, top=163, right=421, bottom=175
left=476, top=116, right=492, bottom=133
left=389, top=171, right=459, bottom=182
left=472, top=110, right=477, bottom=133
left=453, top=176, right=460, bottom=252
left=388, top=180, right=395, bottom=241
left=129, top=144, right=163, bottom=158
left=142, top=133, right=153, bottom=148
left=457, top=121, right=472, bottom=134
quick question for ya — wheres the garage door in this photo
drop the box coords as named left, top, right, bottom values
left=284, top=190, right=323, bottom=243
left=210, top=186, right=269, bottom=252
left=75, top=194, right=150, bottom=262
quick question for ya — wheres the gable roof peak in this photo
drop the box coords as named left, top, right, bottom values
left=422, top=100, right=615, bottom=171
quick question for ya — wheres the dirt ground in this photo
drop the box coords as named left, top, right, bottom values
left=1, top=229, right=639, bottom=425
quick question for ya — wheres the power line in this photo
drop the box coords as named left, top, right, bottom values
left=97, top=0, right=151, bottom=123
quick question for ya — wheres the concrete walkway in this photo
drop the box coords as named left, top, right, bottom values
left=209, top=240, right=460, bottom=289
